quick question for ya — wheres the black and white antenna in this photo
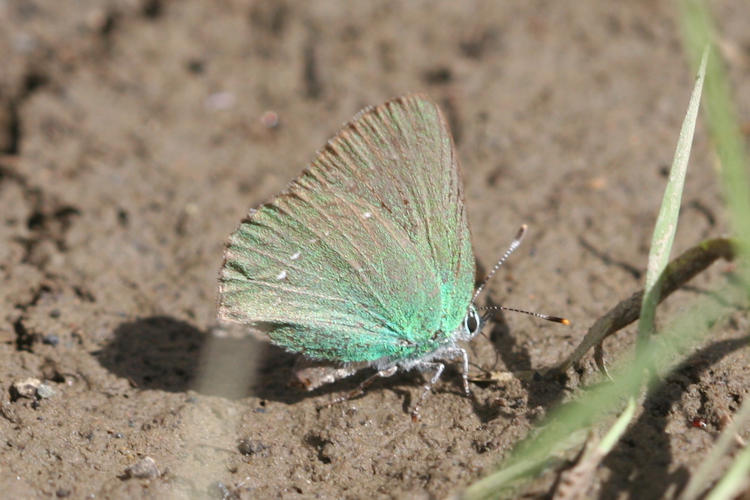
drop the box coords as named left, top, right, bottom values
left=473, top=224, right=569, bottom=325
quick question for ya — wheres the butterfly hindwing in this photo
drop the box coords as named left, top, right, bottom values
left=219, top=94, right=475, bottom=363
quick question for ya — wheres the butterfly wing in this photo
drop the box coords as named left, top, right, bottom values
left=219, top=94, right=475, bottom=363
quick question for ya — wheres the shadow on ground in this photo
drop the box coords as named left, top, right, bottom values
left=94, top=316, right=205, bottom=392
left=95, top=316, right=414, bottom=404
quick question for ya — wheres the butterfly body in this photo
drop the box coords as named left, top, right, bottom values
left=219, top=94, right=483, bottom=415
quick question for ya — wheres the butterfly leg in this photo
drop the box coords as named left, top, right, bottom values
left=411, top=361, right=445, bottom=421
left=322, top=366, right=398, bottom=410
left=445, top=347, right=470, bottom=396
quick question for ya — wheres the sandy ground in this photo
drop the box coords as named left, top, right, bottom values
left=1, top=1, right=749, bottom=498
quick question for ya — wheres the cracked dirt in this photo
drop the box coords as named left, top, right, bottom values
left=0, top=1, right=748, bottom=498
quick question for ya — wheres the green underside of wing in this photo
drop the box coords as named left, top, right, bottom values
left=218, top=94, right=475, bottom=363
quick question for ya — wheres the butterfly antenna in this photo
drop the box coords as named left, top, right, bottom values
left=472, top=224, right=528, bottom=303
left=481, top=305, right=570, bottom=325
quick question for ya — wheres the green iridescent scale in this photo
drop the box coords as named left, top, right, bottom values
left=218, top=94, right=475, bottom=364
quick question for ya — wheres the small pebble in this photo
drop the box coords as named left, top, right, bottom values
left=185, top=58, right=205, bottom=74
left=260, top=110, right=280, bottom=129
left=42, top=334, right=60, bottom=346
left=11, top=378, right=41, bottom=400
left=56, top=488, right=71, bottom=498
left=124, top=456, right=160, bottom=479
left=238, top=439, right=269, bottom=456
left=36, top=384, right=56, bottom=399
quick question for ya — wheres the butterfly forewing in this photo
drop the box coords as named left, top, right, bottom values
left=219, top=94, right=475, bottom=363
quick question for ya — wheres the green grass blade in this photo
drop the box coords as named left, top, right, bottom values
left=597, top=397, right=636, bottom=455
left=681, top=0, right=750, bottom=273
left=636, top=48, right=708, bottom=354
left=705, top=442, right=750, bottom=500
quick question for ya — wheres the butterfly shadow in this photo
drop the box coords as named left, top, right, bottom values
left=95, top=316, right=205, bottom=393
left=96, top=315, right=399, bottom=404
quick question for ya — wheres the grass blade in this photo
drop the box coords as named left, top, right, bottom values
left=636, top=47, right=708, bottom=354
left=704, top=443, right=750, bottom=500
left=681, top=0, right=750, bottom=272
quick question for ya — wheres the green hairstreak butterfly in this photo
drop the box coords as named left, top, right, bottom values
left=218, top=94, right=567, bottom=418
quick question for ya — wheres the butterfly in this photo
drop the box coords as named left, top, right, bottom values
left=218, top=94, right=566, bottom=418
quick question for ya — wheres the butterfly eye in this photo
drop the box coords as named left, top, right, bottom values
left=464, top=306, right=481, bottom=336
